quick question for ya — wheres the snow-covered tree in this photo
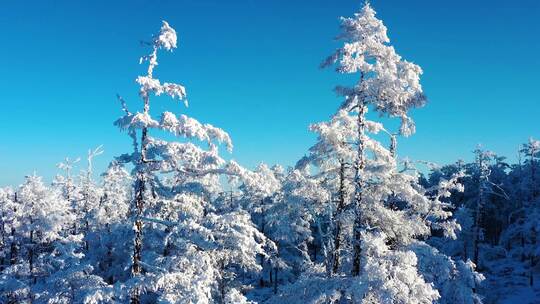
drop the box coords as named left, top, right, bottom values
left=113, top=21, right=267, bottom=303
left=321, top=1, right=426, bottom=277
left=267, top=3, right=482, bottom=303
left=0, top=174, right=82, bottom=303
left=0, top=187, right=18, bottom=275
left=76, top=146, right=104, bottom=252
left=303, top=109, right=357, bottom=275
left=226, top=162, right=283, bottom=288
left=267, top=167, right=330, bottom=291
left=54, top=157, right=81, bottom=204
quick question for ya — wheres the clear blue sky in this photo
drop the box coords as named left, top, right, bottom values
left=1, top=0, right=539, bottom=186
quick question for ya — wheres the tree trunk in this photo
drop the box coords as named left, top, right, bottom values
left=219, top=259, right=226, bottom=304
left=530, top=255, right=534, bottom=287
left=472, top=154, right=485, bottom=267
left=9, top=226, right=16, bottom=266
left=352, top=101, right=367, bottom=277
left=273, top=267, right=278, bottom=294
left=259, top=198, right=266, bottom=287
left=29, top=216, right=36, bottom=285
left=521, top=235, right=526, bottom=262
left=530, top=228, right=536, bottom=287
left=332, top=161, right=346, bottom=274
left=131, top=127, right=148, bottom=304
left=315, top=218, right=329, bottom=275
left=132, top=174, right=145, bottom=276
left=531, top=149, right=537, bottom=200
left=84, top=218, right=90, bottom=252
left=10, top=196, right=18, bottom=266
left=0, top=210, right=5, bottom=271
left=472, top=199, right=481, bottom=267
left=390, top=134, right=397, bottom=158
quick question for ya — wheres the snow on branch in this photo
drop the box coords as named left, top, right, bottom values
left=160, top=112, right=233, bottom=152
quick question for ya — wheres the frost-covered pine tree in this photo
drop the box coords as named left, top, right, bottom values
left=301, top=110, right=357, bottom=275
left=54, top=157, right=80, bottom=204
left=96, top=162, right=131, bottom=228
left=113, top=21, right=188, bottom=303
left=226, top=162, right=283, bottom=288
left=470, top=147, right=494, bottom=268
left=0, top=187, right=18, bottom=276
left=268, top=3, right=482, bottom=303
left=321, top=1, right=426, bottom=277
left=499, top=138, right=540, bottom=289
left=113, top=21, right=267, bottom=303
left=88, top=162, right=132, bottom=285
left=0, top=174, right=83, bottom=303
left=269, top=167, right=330, bottom=292
left=76, top=146, right=104, bottom=252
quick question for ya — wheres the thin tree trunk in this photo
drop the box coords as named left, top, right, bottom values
left=521, top=235, right=526, bottom=262
left=132, top=173, right=145, bottom=276
left=530, top=228, right=536, bottom=287
left=273, top=243, right=280, bottom=294
left=315, top=218, right=328, bottom=273
left=332, top=160, right=346, bottom=274
left=531, top=148, right=537, bottom=200
left=472, top=200, right=482, bottom=266
left=106, top=224, right=114, bottom=284
left=390, top=134, right=397, bottom=158
left=530, top=255, right=534, bottom=287
left=9, top=226, right=17, bottom=266
left=273, top=267, right=278, bottom=294
left=131, top=126, right=148, bottom=304
left=472, top=156, right=484, bottom=267
left=352, top=100, right=367, bottom=277
left=29, top=217, right=36, bottom=285
left=0, top=210, right=5, bottom=271
left=84, top=217, right=90, bottom=252
left=10, top=196, right=17, bottom=266
left=219, top=259, right=226, bottom=304
left=259, top=198, right=266, bottom=287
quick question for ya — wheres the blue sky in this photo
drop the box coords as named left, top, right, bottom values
left=1, top=0, right=539, bottom=186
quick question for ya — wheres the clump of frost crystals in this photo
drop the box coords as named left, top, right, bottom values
left=156, top=21, right=177, bottom=50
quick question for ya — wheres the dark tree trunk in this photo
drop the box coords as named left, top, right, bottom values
left=29, top=216, right=36, bottom=285
left=84, top=218, right=90, bottom=252
left=530, top=228, right=536, bottom=287
left=131, top=127, right=148, bottom=304
left=9, top=226, right=17, bottom=266
left=472, top=154, right=485, bottom=268
left=521, top=235, right=526, bottom=262
left=0, top=210, right=5, bottom=271
left=352, top=100, right=367, bottom=277
left=332, top=161, right=346, bottom=274
left=390, top=134, right=397, bottom=158
left=273, top=267, right=278, bottom=294
left=219, top=260, right=226, bottom=304
left=530, top=256, right=534, bottom=287
left=163, top=230, right=172, bottom=257
left=10, top=195, right=18, bottom=266
left=259, top=198, right=266, bottom=287
left=531, top=150, right=537, bottom=200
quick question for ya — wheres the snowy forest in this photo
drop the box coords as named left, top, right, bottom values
left=0, top=3, right=538, bottom=304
